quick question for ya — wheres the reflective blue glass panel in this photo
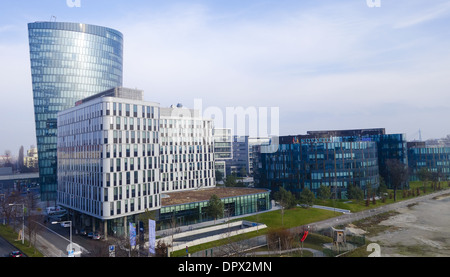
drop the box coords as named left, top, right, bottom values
left=28, top=22, right=123, bottom=201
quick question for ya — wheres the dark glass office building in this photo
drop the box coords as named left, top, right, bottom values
left=307, top=129, right=408, bottom=188
left=255, top=135, right=380, bottom=199
left=28, top=22, right=123, bottom=201
left=254, top=128, right=408, bottom=199
left=407, top=141, right=450, bottom=182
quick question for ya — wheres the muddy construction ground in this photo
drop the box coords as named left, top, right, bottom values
left=357, top=193, right=450, bottom=257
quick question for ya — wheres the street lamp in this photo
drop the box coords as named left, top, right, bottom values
left=9, top=203, right=25, bottom=244
left=52, top=220, right=73, bottom=257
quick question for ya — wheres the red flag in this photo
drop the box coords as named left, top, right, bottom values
left=301, top=231, right=308, bottom=242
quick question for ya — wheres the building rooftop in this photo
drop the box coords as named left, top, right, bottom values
left=75, top=87, right=143, bottom=106
left=161, top=187, right=269, bottom=206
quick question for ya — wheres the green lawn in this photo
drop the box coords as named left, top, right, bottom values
left=0, top=225, right=44, bottom=257
left=241, top=206, right=338, bottom=229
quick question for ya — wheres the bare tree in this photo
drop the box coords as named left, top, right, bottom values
left=266, top=228, right=295, bottom=255
left=18, top=146, right=24, bottom=172
left=386, top=159, right=409, bottom=202
left=2, top=150, right=13, bottom=168
left=27, top=214, right=45, bottom=252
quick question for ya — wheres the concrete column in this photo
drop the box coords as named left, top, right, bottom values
left=104, top=220, right=108, bottom=240
left=124, top=216, right=127, bottom=238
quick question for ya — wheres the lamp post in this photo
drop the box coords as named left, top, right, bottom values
left=52, top=220, right=73, bottom=257
left=0, top=194, right=5, bottom=225
left=9, top=203, right=25, bottom=244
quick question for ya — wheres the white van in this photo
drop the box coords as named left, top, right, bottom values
left=46, top=206, right=67, bottom=215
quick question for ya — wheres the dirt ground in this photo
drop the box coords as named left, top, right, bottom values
left=365, top=194, right=450, bottom=257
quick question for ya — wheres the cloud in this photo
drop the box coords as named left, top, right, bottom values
left=2, top=0, right=450, bottom=155
left=393, top=1, right=450, bottom=29
left=109, top=1, right=450, bottom=141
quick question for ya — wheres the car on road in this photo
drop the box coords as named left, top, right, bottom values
left=79, top=228, right=87, bottom=236
left=87, top=232, right=94, bottom=238
left=60, top=222, right=70, bottom=228
left=9, top=251, right=24, bottom=257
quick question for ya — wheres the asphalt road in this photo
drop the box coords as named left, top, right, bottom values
left=0, top=233, right=22, bottom=257
left=36, top=221, right=106, bottom=257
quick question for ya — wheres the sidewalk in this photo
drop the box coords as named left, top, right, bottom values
left=248, top=247, right=325, bottom=257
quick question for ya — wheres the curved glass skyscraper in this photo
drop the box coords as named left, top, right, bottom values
left=28, top=22, right=123, bottom=201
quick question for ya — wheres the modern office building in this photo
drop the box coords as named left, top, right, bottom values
left=407, top=141, right=450, bottom=182
left=28, top=21, right=124, bottom=201
left=254, top=128, right=407, bottom=199
left=255, top=135, right=380, bottom=199
left=306, top=129, right=408, bottom=188
left=159, top=105, right=216, bottom=193
left=57, top=88, right=217, bottom=235
left=57, top=88, right=159, bottom=236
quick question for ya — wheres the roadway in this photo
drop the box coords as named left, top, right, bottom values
left=0, top=233, right=23, bottom=257
left=0, top=214, right=107, bottom=257
left=34, top=220, right=110, bottom=257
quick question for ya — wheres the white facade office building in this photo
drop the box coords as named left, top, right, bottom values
left=57, top=87, right=214, bottom=236
left=159, top=105, right=215, bottom=193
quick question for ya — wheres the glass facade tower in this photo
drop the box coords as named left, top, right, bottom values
left=28, top=22, right=123, bottom=201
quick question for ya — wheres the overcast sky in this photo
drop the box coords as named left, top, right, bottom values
left=1, top=0, right=450, bottom=156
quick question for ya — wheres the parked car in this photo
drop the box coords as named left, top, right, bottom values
left=87, top=232, right=94, bottom=238
left=79, top=228, right=87, bottom=236
left=9, top=251, right=24, bottom=257
left=92, top=232, right=102, bottom=240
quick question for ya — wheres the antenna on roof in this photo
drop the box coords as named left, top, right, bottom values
left=50, top=15, right=57, bottom=22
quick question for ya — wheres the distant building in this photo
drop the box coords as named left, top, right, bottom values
left=407, top=141, right=450, bottom=182
left=24, top=146, right=38, bottom=169
left=227, top=136, right=270, bottom=177
left=213, top=128, right=232, bottom=180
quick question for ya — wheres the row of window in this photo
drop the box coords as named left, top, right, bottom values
left=29, top=37, right=119, bottom=55
left=30, top=58, right=121, bottom=75
left=106, top=102, right=158, bottom=119
left=29, top=25, right=122, bottom=45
